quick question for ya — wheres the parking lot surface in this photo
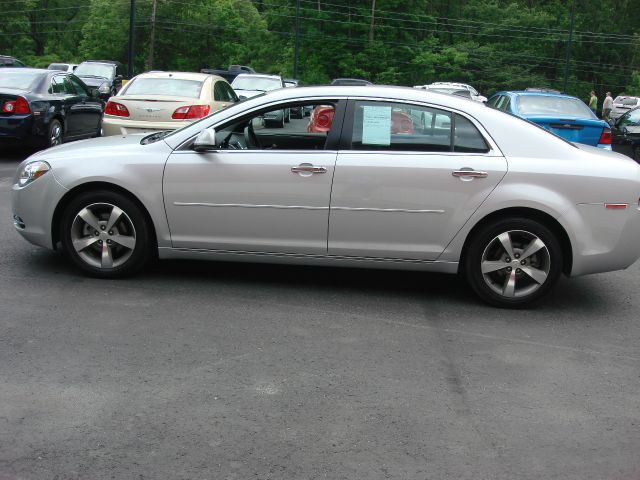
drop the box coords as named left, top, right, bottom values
left=1, top=150, right=640, bottom=480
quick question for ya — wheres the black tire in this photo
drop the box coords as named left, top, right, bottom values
left=60, top=190, right=152, bottom=278
left=633, top=146, right=640, bottom=164
left=463, top=217, right=563, bottom=308
left=47, top=119, right=63, bottom=148
left=284, top=109, right=290, bottom=123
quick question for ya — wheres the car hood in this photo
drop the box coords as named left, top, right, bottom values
left=77, top=76, right=110, bottom=87
left=30, top=134, right=150, bottom=161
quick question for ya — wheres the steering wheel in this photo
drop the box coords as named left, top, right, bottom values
left=243, top=122, right=261, bottom=150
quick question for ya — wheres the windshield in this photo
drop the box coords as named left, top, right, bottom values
left=517, top=95, right=595, bottom=118
left=0, top=70, right=43, bottom=90
left=231, top=76, right=282, bottom=92
left=75, top=63, right=115, bottom=79
left=124, top=78, right=203, bottom=98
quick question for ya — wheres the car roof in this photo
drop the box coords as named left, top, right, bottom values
left=80, top=60, right=122, bottom=66
left=132, top=71, right=225, bottom=82
left=495, top=91, right=577, bottom=99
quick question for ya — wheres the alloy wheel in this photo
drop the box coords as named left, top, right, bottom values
left=70, top=202, right=137, bottom=269
left=480, top=229, right=551, bottom=298
left=50, top=123, right=62, bottom=146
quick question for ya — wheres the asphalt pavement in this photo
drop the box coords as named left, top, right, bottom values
left=1, top=147, right=640, bottom=480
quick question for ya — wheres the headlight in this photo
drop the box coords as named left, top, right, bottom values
left=98, top=82, right=111, bottom=94
left=18, top=161, right=50, bottom=187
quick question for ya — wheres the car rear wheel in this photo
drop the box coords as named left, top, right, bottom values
left=463, top=217, right=563, bottom=308
left=60, top=190, right=152, bottom=278
left=47, top=119, right=63, bottom=147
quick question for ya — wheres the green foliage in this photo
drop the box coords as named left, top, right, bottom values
left=1, top=0, right=639, bottom=99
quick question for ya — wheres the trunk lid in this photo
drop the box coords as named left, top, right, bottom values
left=111, top=95, right=204, bottom=122
left=525, top=115, right=607, bottom=146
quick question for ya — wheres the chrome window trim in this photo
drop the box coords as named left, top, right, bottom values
left=346, top=96, right=503, bottom=157
left=173, top=95, right=350, bottom=151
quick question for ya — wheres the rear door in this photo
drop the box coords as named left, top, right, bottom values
left=328, top=99, right=507, bottom=261
left=68, top=75, right=103, bottom=134
left=49, top=75, right=83, bottom=136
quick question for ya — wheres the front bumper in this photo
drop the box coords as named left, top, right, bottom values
left=102, top=117, right=192, bottom=137
left=12, top=168, right=68, bottom=250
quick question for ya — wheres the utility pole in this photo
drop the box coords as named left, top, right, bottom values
left=293, top=0, right=300, bottom=79
left=369, top=0, right=376, bottom=44
left=128, top=0, right=136, bottom=78
left=146, top=0, right=157, bottom=71
left=562, top=0, right=577, bottom=93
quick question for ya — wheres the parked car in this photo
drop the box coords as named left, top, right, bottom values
left=12, top=85, right=640, bottom=307
left=0, top=55, right=26, bottom=67
left=283, top=78, right=307, bottom=118
left=331, top=78, right=372, bottom=86
left=102, top=71, right=237, bottom=137
left=415, top=82, right=486, bottom=102
left=47, top=63, right=78, bottom=73
left=231, top=73, right=289, bottom=127
left=74, top=60, right=126, bottom=101
left=609, top=95, right=640, bottom=123
left=0, top=68, right=103, bottom=148
left=200, top=65, right=256, bottom=83
left=611, top=106, right=640, bottom=163
left=487, top=91, right=612, bottom=149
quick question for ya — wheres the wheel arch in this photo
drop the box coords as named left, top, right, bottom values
left=51, top=181, right=158, bottom=253
left=459, top=207, right=573, bottom=276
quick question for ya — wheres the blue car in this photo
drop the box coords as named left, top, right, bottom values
left=487, top=91, right=612, bottom=150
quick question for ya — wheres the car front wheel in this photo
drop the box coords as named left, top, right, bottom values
left=60, top=190, right=152, bottom=278
left=463, top=218, right=563, bottom=308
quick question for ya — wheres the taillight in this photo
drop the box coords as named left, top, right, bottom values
left=105, top=101, right=130, bottom=117
left=2, top=96, right=30, bottom=114
left=172, top=105, right=210, bottom=120
left=599, top=127, right=612, bottom=145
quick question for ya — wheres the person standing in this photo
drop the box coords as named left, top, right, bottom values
left=602, top=91, right=613, bottom=121
left=589, top=90, right=598, bottom=115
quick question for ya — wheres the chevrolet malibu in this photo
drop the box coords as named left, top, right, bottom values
left=11, top=86, right=640, bottom=307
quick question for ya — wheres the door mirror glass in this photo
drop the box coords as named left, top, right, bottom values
left=193, top=128, right=217, bottom=152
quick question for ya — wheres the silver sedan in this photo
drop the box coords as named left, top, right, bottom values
left=11, top=86, right=640, bottom=307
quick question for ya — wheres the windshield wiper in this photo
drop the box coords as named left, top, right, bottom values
left=140, top=130, right=170, bottom=145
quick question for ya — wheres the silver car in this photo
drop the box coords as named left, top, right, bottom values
left=11, top=86, right=640, bottom=307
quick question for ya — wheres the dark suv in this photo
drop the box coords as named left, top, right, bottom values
left=0, top=55, right=26, bottom=67
left=74, top=60, right=127, bottom=100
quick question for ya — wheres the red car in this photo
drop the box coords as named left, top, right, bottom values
left=307, top=105, right=413, bottom=134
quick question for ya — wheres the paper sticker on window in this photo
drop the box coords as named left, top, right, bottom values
left=362, top=105, right=391, bottom=145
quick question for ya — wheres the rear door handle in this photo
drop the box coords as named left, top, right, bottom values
left=291, top=164, right=327, bottom=174
left=452, top=169, right=488, bottom=179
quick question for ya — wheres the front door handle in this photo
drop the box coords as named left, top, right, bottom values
left=291, top=164, right=327, bottom=174
left=452, top=169, right=488, bottom=179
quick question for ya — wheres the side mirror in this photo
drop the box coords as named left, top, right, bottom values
left=239, top=95, right=247, bottom=101
left=478, top=96, right=488, bottom=103
left=193, top=128, right=217, bottom=152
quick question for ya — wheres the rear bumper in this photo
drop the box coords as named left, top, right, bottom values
left=102, top=117, right=193, bottom=136
left=0, top=115, right=46, bottom=147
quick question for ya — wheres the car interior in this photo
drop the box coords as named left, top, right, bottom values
left=214, top=102, right=336, bottom=150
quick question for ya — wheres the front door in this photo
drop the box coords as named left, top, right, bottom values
left=163, top=99, right=345, bottom=254
left=328, top=99, right=507, bottom=261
